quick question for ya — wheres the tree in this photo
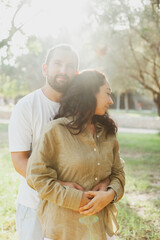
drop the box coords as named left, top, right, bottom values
left=155, top=0, right=160, bottom=8
left=0, top=0, right=31, bottom=100
left=0, top=0, right=30, bottom=50
left=78, top=2, right=142, bottom=111
left=15, top=35, right=59, bottom=91
left=118, top=0, right=160, bottom=115
left=0, top=63, right=28, bottom=103
left=87, top=0, right=160, bottom=115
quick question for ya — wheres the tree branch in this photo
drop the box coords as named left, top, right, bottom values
left=119, top=0, right=160, bottom=58
left=142, top=53, right=160, bottom=69
left=128, top=35, right=159, bottom=94
left=12, top=1, right=24, bottom=28
left=129, top=73, right=159, bottom=95
left=152, top=56, right=160, bottom=90
left=0, top=0, right=28, bottom=49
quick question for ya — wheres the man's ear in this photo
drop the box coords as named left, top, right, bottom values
left=42, top=63, right=47, bottom=77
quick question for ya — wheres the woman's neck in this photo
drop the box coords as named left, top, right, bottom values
left=87, top=123, right=96, bottom=136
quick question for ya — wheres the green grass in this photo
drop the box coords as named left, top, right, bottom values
left=0, top=124, right=20, bottom=240
left=0, top=123, right=8, bottom=131
left=118, top=133, right=160, bottom=153
left=116, top=133, right=160, bottom=239
left=0, top=125, right=160, bottom=239
left=117, top=199, right=160, bottom=240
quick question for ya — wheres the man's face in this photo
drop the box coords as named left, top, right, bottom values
left=46, top=49, right=77, bottom=92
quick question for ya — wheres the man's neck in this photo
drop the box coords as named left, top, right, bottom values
left=42, top=84, right=61, bottom=103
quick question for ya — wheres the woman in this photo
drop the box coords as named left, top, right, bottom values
left=26, top=70, right=125, bottom=240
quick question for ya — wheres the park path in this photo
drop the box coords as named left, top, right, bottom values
left=118, top=127, right=159, bottom=134
left=0, top=106, right=160, bottom=134
left=0, top=119, right=159, bottom=134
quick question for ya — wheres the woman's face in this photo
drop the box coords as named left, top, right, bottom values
left=95, top=81, right=113, bottom=115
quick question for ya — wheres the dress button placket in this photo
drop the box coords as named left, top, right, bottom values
left=93, top=143, right=98, bottom=182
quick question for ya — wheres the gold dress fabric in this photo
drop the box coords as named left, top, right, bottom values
left=26, top=117, right=125, bottom=240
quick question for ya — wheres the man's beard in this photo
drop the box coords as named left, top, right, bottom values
left=47, top=74, right=71, bottom=93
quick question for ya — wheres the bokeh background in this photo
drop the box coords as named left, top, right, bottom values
left=0, top=0, right=160, bottom=239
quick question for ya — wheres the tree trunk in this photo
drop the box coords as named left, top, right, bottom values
left=131, top=93, right=139, bottom=110
left=124, top=92, right=129, bottom=112
left=116, top=93, right=121, bottom=110
left=154, top=94, right=160, bottom=116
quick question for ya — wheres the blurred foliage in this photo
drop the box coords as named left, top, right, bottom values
left=87, top=0, right=160, bottom=114
left=0, top=0, right=160, bottom=114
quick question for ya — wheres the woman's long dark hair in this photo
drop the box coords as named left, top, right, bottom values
left=55, top=70, right=117, bottom=135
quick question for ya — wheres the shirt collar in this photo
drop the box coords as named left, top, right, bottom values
left=61, top=116, right=105, bottom=137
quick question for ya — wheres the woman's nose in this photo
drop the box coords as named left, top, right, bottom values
left=109, top=97, right=114, bottom=105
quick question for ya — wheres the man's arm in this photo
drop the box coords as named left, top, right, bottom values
left=11, top=150, right=107, bottom=192
left=11, top=151, right=31, bottom=178
left=91, top=177, right=110, bottom=191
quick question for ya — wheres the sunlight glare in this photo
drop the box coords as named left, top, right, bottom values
left=21, top=0, right=87, bottom=37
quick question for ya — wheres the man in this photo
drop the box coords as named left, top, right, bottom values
left=9, top=44, right=110, bottom=240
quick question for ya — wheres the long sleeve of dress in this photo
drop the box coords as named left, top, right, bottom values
left=107, top=138, right=125, bottom=202
left=26, top=126, right=83, bottom=211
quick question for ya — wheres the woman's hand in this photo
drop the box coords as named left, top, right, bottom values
left=79, top=189, right=115, bottom=215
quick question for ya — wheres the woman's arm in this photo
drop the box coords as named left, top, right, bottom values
left=106, top=138, right=125, bottom=202
left=26, top=126, right=83, bottom=211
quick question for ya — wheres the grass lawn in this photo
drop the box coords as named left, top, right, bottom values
left=117, top=133, right=160, bottom=240
left=0, top=124, right=20, bottom=240
left=0, top=123, right=160, bottom=240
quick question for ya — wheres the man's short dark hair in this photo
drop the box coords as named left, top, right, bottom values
left=45, top=44, right=79, bottom=69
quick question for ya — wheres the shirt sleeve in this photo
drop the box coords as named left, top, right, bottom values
left=8, top=99, right=32, bottom=152
left=107, top=138, right=125, bottom=202
left=26, top=125, right=83, bottom=211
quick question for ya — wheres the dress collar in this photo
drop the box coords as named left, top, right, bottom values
left=60, top=116, right=105, bottom=138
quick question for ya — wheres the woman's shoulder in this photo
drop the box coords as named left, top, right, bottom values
left=50, top=117, right=70, bottom=126
left=43, top=117, right=70, bottom=134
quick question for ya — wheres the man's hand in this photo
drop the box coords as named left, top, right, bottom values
left=58, top=180, right=84, bottom=191
left=79, top=192, right=92, bottom=208
left=79, top=189, right=115, bottom=216
left=91, top=177, right=110, bottom=191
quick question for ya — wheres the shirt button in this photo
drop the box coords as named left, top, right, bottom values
left=95, top=177, right=98, bottom=181
left=94, top=148, right=96, bottom=151
left=97, top=162, right=100, bottom=166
